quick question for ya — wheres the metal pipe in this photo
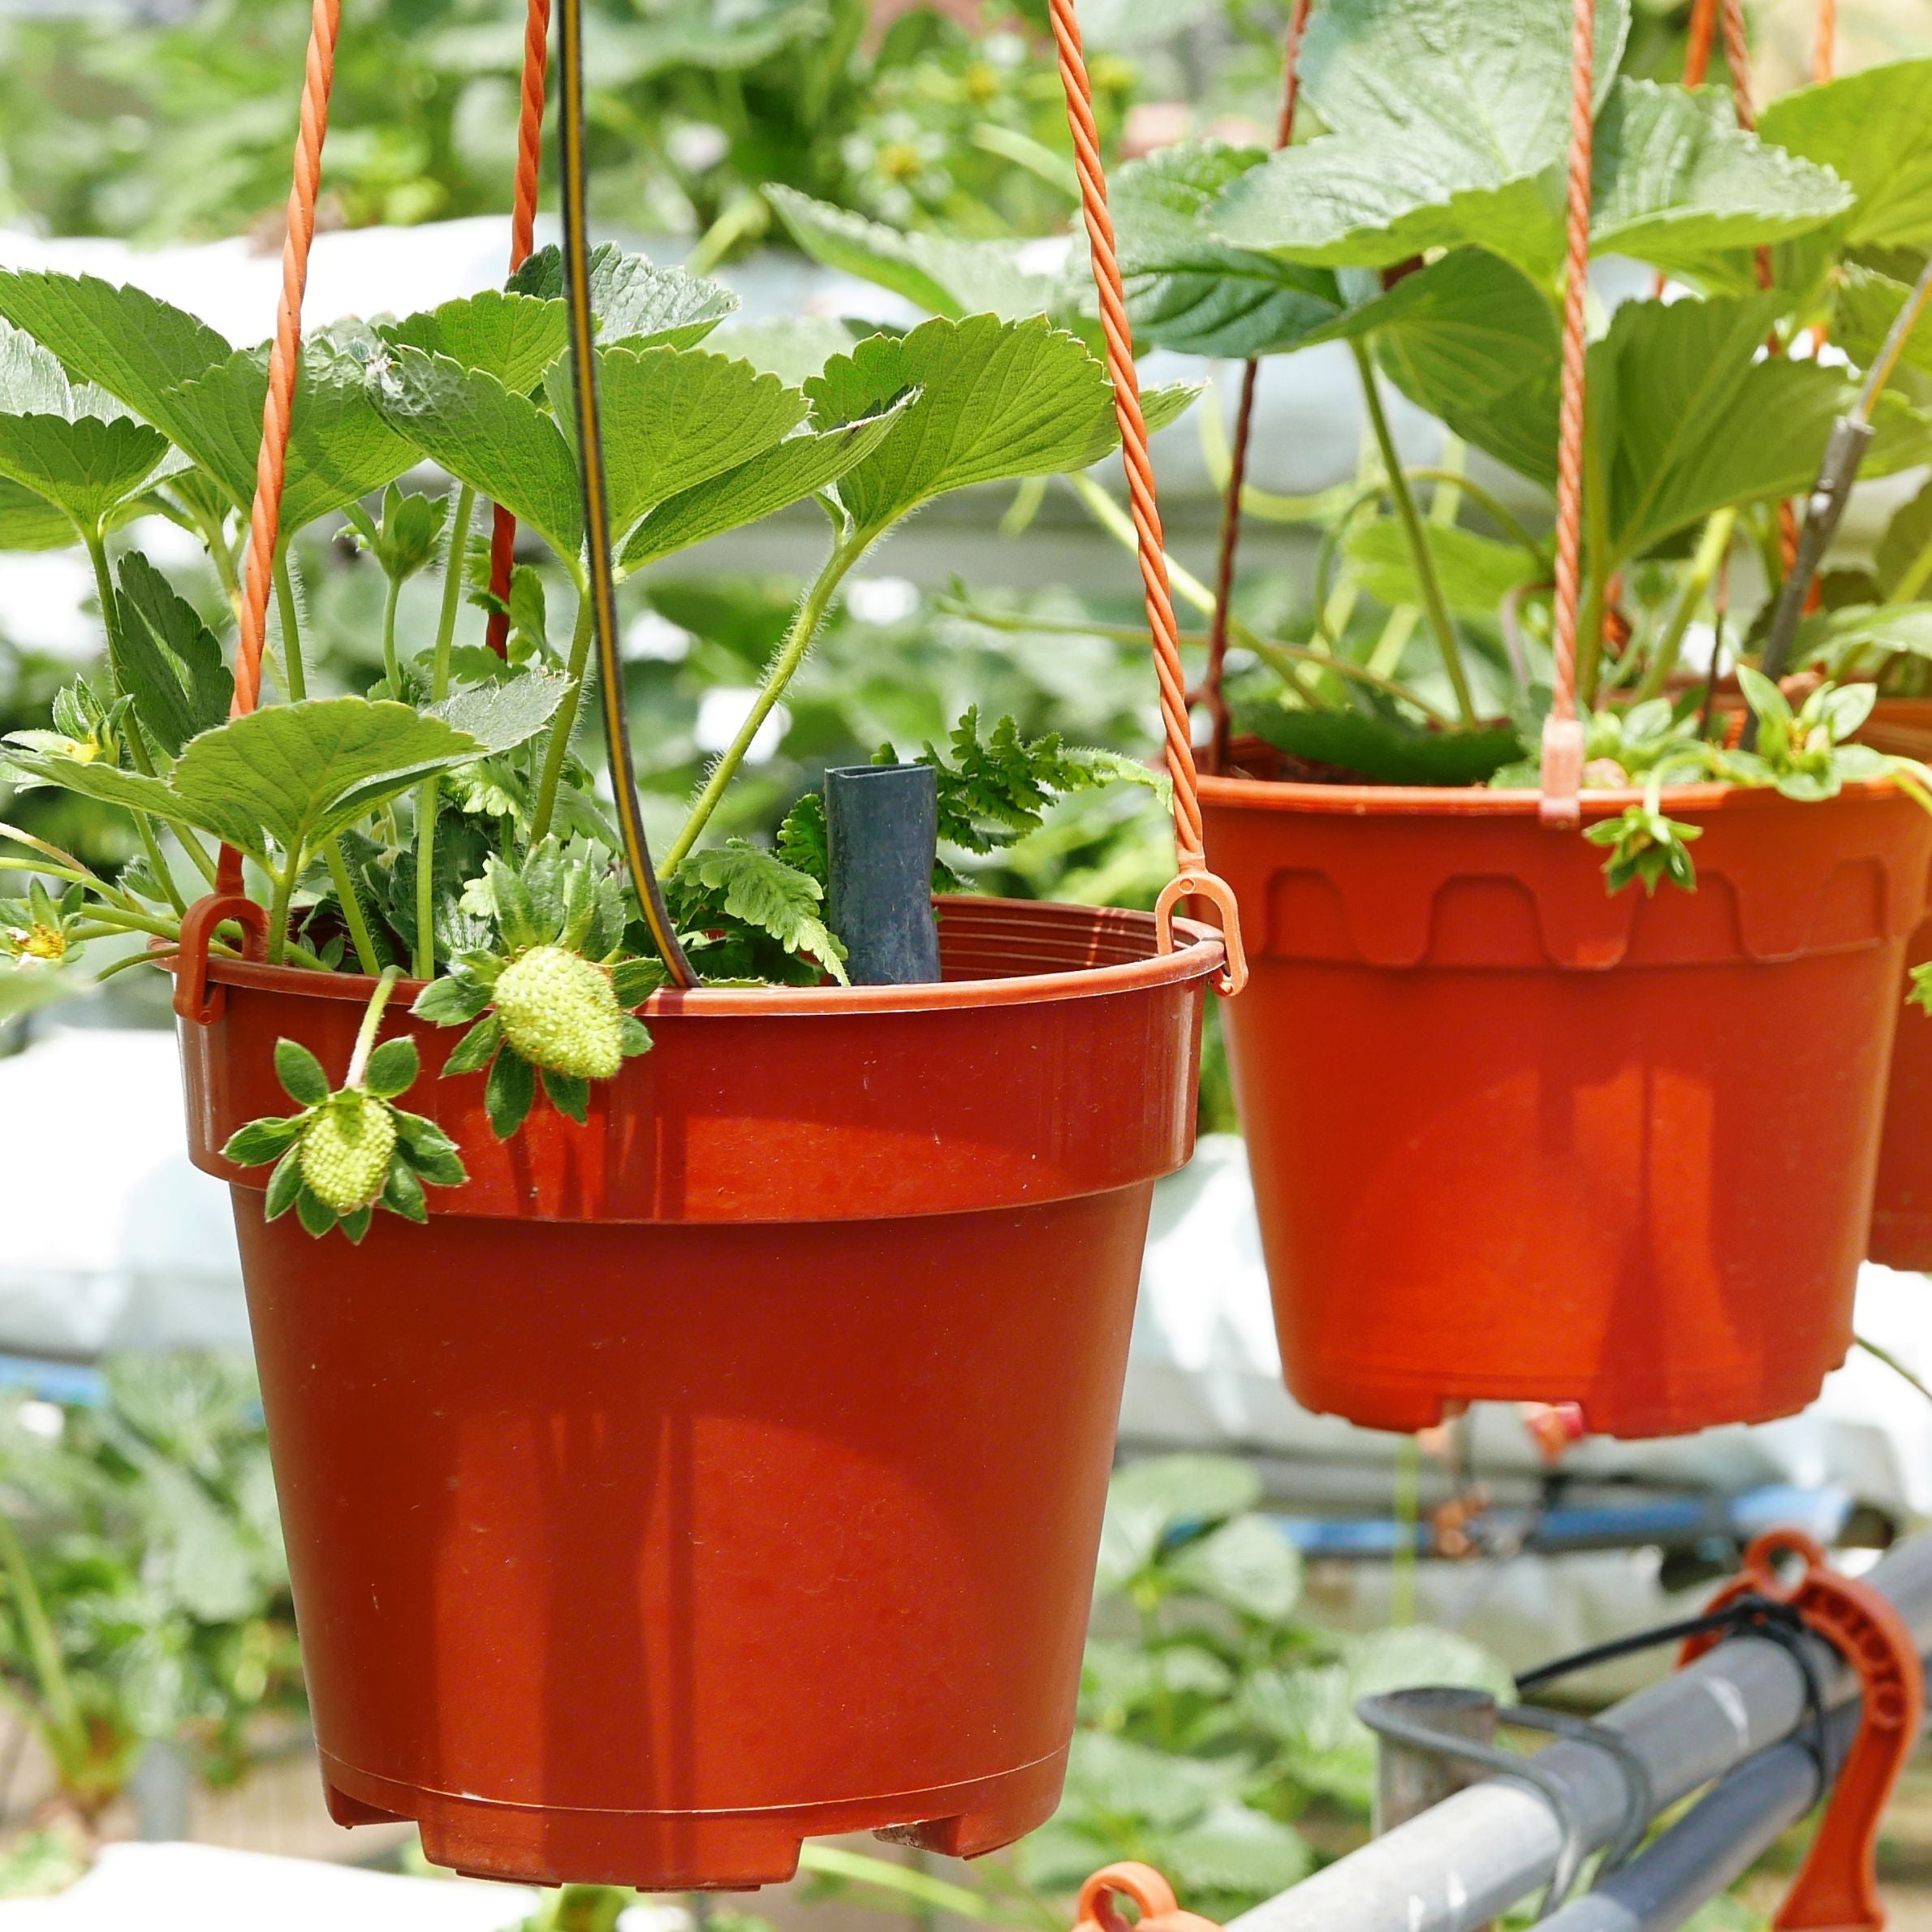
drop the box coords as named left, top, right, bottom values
left=1533, top=1707, right=1854, bottom=1932
left=1228, top=1533, right=1932, bottom=1932
left=1374, top=1688, right=1499, bottom=1838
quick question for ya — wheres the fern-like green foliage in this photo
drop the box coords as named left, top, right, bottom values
left=666, top=839, right=848, bottom=987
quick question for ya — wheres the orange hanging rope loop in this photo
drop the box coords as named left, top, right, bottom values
left=180, top=0, right=342, bottom=1013
left=1047, top=0, right=1247, bottom=994
left=1537, top=0, right=1597, bottom=831
left=1813, top=0, right=1836, bottom=84
left=1195, top=0, right=1310, bottom=774
left=484, top=0, right=554, bottom=659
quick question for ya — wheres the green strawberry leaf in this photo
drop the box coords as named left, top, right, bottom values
left=0, top=269, right=231, bottom=440
left=507, top=242, right=738, bottom=349
left=164, top=342, right=418, bottom=532
left=274, top=1038, right=330, bottom=1106
left=1206, top=0, right=1630, bottom=274
left=362, top=1037, right=420, bottom=1101
left=1588, top=80, right=1851, bottom=280
left=1877, top=483, right=1932, bottom=600
left=546, top=343, right=808, bottom=540
left=0, top=413, right=169, bottom=532
left=382, top=1162, right=429, bottom=1223
left=619, top=398, right=911, bottom=574
left=1757, top=57, right=1932, bottom=252
left=0, top=477, right=73, bottom=552
left=411, top=971, right=494, bottom=1025
left=712, top=317, right=865, bottom=388
left=1344, top=518, right=1540, bottom=617
left=484, top=1041, right=536, bottom=1138
left=808, top=315, right=1119, bottom=538
left=1111, top=141, right=1346, bottom=359
left=222, top=1114, right=306, bottom=1167
left=0, top=315, right=133, bottom=421
left=1236, top=704, right=1525, bottom=784
left=263, top=1145, right=304, bottom=1220
left=113, top=551, right=233, bottom=757
left=166, top=697, right=485, bottom=862
left=1831, top=263, right=1932, bottom=384
left=378, top=290, right=567, bottom=394
left=1346, top=250, right=1562, bottom=487
left=369, top=345, right=582, bottom=560
left=768, top=185, right=1076, bottom=326
left=427, top=667, right=570, bottom=753
left=541, top=1067, right=590, bottom=1123
left=442, top=1011, right=503, bottom=1074
left=1589, top=292, right=1862, bottom=564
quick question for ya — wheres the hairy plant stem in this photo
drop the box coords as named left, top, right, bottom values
left=1632, top=508, right=1738, bottom=705
left=1197, top=391, right=1360, bottom=525
left=942, top=599, right=1450, bottom=723
left=1351, top=342, right=1475, bottom=725
left=528, top=583, right=597, bottom=848
left=268, top=554, right=380, bottom=973
left=413, top=483, right=476, bottom=978
left=1891, top=532, right=1932, bottom=606
left=1368, top=442, right=1478, bottom=686
left=687, top=188, right=768, bottom=277
left=1574, top=479, right=1613, bottom=706
left=266, top=859, right=298, bottom=968
left=346, top=966, right=403, bottom=1086
left=381, top=572, right=403, bottom=693
left=1062, top=473, right=1322, bottom=705
left=272, top=549, right=308, bottom=702
left=80, top=528, right=200, bottom=908
left=666, top=530, right=870, bottom=873
left=1857, top=1332, right=1932, bottom=1408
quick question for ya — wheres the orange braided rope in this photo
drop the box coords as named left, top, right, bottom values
left=1719, top=0, right=1757, bottom=127
left=1684, top=0, right=1719, bottom=84
left=1197, top=0, right=1310, bottom=774
left=1047, top=0, right=1244, bottom=993
left=218, top=0, right=342, bottom=896
left=1539, top=0, right=1596, bottom=830
left=484, top=0, right=554, bottom=659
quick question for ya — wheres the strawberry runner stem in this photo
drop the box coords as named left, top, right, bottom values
left=346, top=966, right=403, bottom=1089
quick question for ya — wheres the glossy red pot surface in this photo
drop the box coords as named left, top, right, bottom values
left=179, top=897, right=1223, bottom=1888
left=1201, top=758, right=1930, bottom=1438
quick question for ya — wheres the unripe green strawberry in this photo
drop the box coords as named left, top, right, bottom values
left=300, top=1090, right=397, bottom=1214
left=492, top=943, right=623, bottom=1080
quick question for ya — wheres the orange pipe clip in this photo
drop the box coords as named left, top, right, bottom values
left=1684, top=1529, right=1924, bottom=1932
left=1073, top=1865, right=1223, bottom=1932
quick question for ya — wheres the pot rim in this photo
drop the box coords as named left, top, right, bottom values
left=1197, top=771, right=1911, bottom=820
left=193, top=895, right=1227, bottom=1018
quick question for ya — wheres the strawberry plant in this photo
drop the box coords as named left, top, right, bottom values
left=0, top=242, right=1191, bottom=1222
left=778, top=0, right=1932, bottom=870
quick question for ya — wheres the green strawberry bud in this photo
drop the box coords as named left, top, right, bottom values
left=300, top=1090, right=399, bottom=1215
left=491, top=943, right=624, bottom=1081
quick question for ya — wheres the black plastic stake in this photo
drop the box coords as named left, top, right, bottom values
left=825, top=763, right=940, bottom=985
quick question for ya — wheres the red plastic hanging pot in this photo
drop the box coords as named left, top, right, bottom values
left=1852, top=699, right=1932, bottom=1267
left=178, top=898, right=1223, bottom=1887
left=1199, top=753, right=1931, bottom=1438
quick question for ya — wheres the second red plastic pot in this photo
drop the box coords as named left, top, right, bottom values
left=1201, top=757, right=1930, bottom=1438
